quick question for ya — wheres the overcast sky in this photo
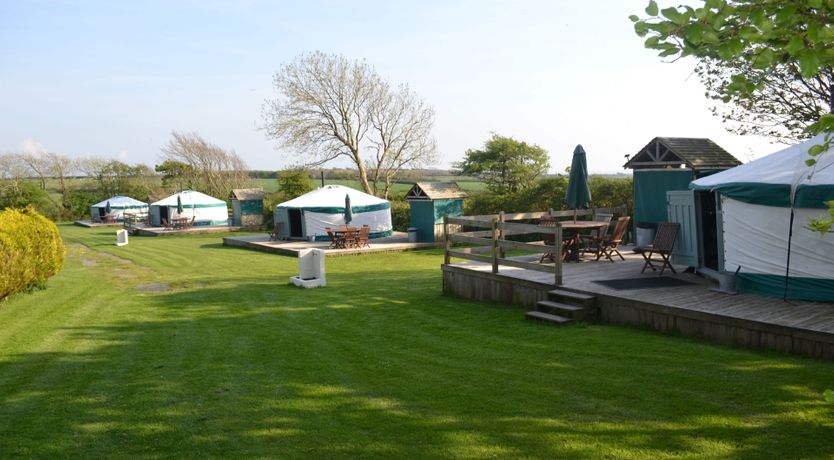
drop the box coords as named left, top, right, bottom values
left=0, top=0, right=783, bottom=174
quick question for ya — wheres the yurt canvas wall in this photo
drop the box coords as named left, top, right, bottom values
left=149, top=190, right=229, bottom=227
left=274, top=185, right=392, bottom=240
left=89, top=196, right=149, bottom=222
left=691, top=134, right=834, bottom=300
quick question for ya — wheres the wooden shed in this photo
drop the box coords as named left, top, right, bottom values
left=406, top=182, right=466, bottom=243
left=624, top=137, right=741, bottom=268
left=624, top=137, right=741, bottom=226
left=229, top=188, right=265, bottom=228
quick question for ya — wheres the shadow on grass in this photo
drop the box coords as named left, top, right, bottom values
left=0, top=268, right=832, bottom=457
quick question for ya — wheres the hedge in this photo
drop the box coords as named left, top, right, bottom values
left=0, top=206, right=66, bottom=300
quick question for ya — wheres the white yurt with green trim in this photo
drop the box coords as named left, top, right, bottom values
left=149, top=190, right=229, bottom=227
left=274, top=185, right=392, bottom=241
left=90, top=196, right=148, bottom=222
left=690, top=134, right=834, bottom=301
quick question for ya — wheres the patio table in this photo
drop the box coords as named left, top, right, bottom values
left=332, top=226, right=359, bottom=249
left=172, top=217, right=190, bottom=230
left=559, top=221, right=610, bottom=261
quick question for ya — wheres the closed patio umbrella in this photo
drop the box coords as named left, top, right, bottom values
left=565, top=144, right=592, bottom=211
left=105, top=200, right=111, bottom=215
left=344, top=194, right=353, bottom=225
left=176, top=195, right=184, bottom=215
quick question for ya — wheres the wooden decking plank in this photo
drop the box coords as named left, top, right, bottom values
left=447, top=253, right=834, bottom=338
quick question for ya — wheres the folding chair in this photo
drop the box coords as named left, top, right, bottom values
left=634, top=222, right=680, bottom=275
left=594, top=216, right=630, bottom=262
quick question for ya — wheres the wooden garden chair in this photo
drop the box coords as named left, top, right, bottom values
left=355, top=225, right=370, bottom=248
left=634, top=222, right=680, bottom=275
left=538, top=217, right=568, bottom=263
left=579, top=212, right=613, bottom=254
left=325, top=227, right=343, bottom=249
left=594, top=216, right=630, bottom=262
left=161, top=218, right=172, bottom=230
left=268, top=223, right=282, bottom=241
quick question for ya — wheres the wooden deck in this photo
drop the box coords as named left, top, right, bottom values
left=74, top=220, right=123, bottom=228
left=223, top=232, right=438, bottom=257
left=443, top=248, right=834, bottom=359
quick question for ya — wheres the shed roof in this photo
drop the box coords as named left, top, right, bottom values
left=230, top=188, right=264, bottom=200
left=406, top=182, right=467, bottom=200
left=624, top=137, right=741, bottom=170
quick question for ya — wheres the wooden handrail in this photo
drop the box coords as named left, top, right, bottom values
left=442, top=206, right=626, bottom=286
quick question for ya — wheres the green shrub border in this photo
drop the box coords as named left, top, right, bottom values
left=0, top=206, right=66, bottom=300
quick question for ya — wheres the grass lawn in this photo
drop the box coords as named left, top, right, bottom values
left=1, top=225, right=832, bottom=458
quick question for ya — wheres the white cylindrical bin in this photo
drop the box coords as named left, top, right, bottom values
left=407, top=227, right=418, bottom=243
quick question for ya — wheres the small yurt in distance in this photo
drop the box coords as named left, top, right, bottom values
left=149, top=190, right=229, bottom=227
left=90, top=196, right=148, bottom=222
left=690, top=134, right=834, bottom=300
left=274, top=185, right=392, bottom=241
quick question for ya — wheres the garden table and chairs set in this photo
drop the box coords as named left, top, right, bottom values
left=325, top=225, right=371, bottom=249
left=536, top=214, right=679, bottom=275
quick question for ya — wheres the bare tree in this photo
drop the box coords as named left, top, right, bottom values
left=368, top=83, right=437, bottom=198
left=44, top=152, right=76, bottom=203
left=20, top=153, right=50, bottom=190
left=262, top=51, right=436, bottom=196
left=0, top=153, right=29, bottom=195
left=160, top=131, right=250, bottom=198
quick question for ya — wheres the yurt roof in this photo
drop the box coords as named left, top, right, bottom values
left=691, top=133, right=834, bottom=208
left=151, top=190, right=226, bottom=207
left=91, top=196, right=148, bottom=208
left=277, top=185, right=389, bottom=211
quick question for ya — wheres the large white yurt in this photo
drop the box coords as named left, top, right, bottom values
left=90, top=196, right=148, bottom=222
left=690, top=134, right=834, bottom=300
left=149, top=190, right=229, bottom=227
left=274, top=185, right=392, bottom=241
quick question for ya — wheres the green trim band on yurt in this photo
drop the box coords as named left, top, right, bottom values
left=690, top=133, right=834, bottom=301
left=149, top=190, right=230, bottom=227
left=274, top=185, right=393, bottom=241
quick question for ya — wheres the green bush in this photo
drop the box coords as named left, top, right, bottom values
left=0, top=206, right=66, bottom=300
left=464, top=175, right=632, bottom=216
left=65, top=189, right=104, bottom=220
left=389, top=198, right=410, bottom=232
left=262, top=191, right=281, bottom=228
left=0, top=181, right=61, bottom=220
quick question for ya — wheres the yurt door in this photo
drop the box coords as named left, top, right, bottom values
left=288, top=209, right=303, bottom=238
left=667, top=190, right=700, bottom=268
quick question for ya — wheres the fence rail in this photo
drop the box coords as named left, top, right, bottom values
left=443, top=206, right=628, bottom=286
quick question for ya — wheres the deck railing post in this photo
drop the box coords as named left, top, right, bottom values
left=498, top=211, right=506, bottom=259
left=443, top=214, right=450, bottom=265
left=491, top=217, right=499, bottom=274
left=555, top=223, right=563, bottom=285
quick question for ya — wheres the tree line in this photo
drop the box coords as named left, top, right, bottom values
left=0, top=131, right=251, bottom=220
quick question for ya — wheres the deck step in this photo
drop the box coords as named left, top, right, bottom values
left=536, top=300, right=586, bottom=320
left=547, top=289, right=596, bottom=307
left=525, top=311, right=572, bottom=325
